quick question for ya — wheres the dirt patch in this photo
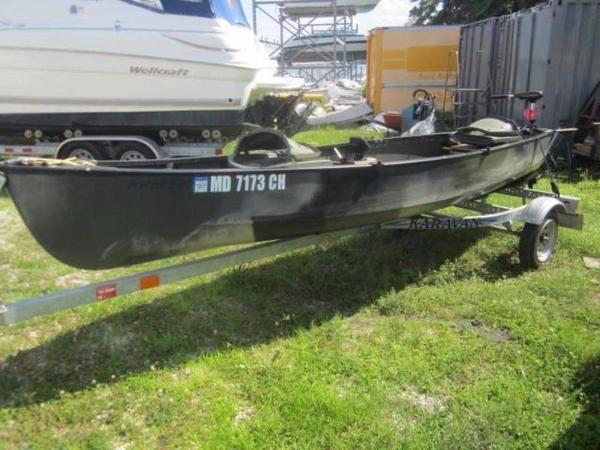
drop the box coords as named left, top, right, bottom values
left=454, top=319, right=511, bottom=343
left=55, top=272, right=92, bottom=289
left=389, top=413, right=417, bottom=433
left=0, top=263, right=18, bottom=283
left=590, top=292, right=600, bottom=307
left=398, top=389, right=447, bottom=414
left=234, top=406, right=255, bottom=425
left=101, top=325, right=137, bottom=352
left=344, top=315, right=378, bottom=338
left=0, top=209, right=15, bottom=226
left=0, top=209, right=19, bottom=251
left=0, top=209, right=18, bottom=232
left=583, top=257, right=600, bottom=270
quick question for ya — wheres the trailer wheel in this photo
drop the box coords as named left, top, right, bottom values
left=58, top=142, right=105, bottom=161
left=115, top=142, right=156, bottom=161
left=519, top=209, right=559, bottom=269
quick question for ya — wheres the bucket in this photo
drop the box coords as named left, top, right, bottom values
left=382, top=111, right=402, bottom=130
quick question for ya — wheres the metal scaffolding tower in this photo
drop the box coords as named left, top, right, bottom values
left=252, top=0, right=366, bottom=84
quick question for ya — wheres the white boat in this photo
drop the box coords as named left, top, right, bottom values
left=280, top=0, right=380, bottom=17
left=306, top=101, right=372, bottom=126
left=0, top=0, right=302, bottom=142
left=281, top=30, right=367, bottom=63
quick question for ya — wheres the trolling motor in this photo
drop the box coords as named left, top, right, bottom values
left=454, top=91, right=546, bottom=148
left=489, top=91, right=544, bottom=130
left=488, top=91, right=563, bottom=192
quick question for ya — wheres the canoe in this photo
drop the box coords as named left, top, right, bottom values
left=0, top=124, right=553, bottom=269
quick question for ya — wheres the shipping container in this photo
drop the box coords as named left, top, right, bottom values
left=366, top=26, right=460, bottom=114
left=458, top=0, right=600, bottom=128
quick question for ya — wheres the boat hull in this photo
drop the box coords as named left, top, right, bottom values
left=282, top=35, right=367, bottom=63
left=0, top=0, right=293, bottom=139
left=1, top=132, right=552, bottom=269
left=280, top=0, right=380, bottom=17
left=0, top=45, right=255, bottom=115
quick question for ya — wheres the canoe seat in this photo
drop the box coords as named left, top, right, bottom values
left=455, top=117, right=523, bottom=148
left=443, top=143, right=479, bottom=154
left=231, top=128, right=321, bottom=168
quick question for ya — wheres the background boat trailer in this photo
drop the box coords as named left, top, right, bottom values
left=0, top=185, right=583, bottom=326
left=0, top=135, right=221, bottom=161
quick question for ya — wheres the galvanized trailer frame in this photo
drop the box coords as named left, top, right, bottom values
left=383, top=186, right=582, bottom=232
left=0, top=185, right=582, bottom=326
left=0, top=136, right=220, bottom=160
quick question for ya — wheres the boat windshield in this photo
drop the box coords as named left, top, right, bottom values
left=123, top=0, right=250, bottom=27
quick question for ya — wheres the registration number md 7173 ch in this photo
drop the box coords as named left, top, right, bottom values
left=193, top=174, right=286, bottom=194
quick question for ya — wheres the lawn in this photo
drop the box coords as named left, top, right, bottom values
left=0, top=127, right=599, bottom=449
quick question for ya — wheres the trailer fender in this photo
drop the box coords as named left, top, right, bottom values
left=518, top=197, right=566, bottom=226
left=0, top=170, right=6, bottom=193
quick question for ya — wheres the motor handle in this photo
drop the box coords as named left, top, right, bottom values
left=490, top=91, right=544, bottom=103
left=489, top=94, right=513, bottom=100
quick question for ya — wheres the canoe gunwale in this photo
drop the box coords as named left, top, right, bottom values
left=0, top=129, right=555, bottom=176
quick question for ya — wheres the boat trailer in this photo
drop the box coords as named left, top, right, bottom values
left=0, top=185, right=583, bottom=326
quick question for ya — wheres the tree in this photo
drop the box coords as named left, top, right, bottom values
left=409, top=0, right=543, bottom=25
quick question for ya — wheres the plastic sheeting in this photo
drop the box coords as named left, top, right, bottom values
left=401, top=113, right=436, bottom=137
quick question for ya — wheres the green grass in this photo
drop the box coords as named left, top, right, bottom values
left=1, top=130, right=599, bottom=449
left=293, top=126, right=384, bottom=146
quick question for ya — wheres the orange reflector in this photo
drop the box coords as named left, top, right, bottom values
left=140, top=275, right=160, bottom=290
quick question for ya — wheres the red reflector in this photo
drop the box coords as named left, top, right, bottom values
left=23, top=148, right=33, bottom=153
left=97, top=284, right=117, bottom=301
left=523, top=104, right=538, bottom=123
left=5, top=148, right=14, bottom=153
left=140, top=275, right=160, bottom=290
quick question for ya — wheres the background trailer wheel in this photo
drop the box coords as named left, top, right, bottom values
left=519, top=209, right=559, bottom=269
left=115, top=142, right=157, bottom=161
left=58, top=141, right=106, bottom=160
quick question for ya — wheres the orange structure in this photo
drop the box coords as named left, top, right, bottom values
left=366, top=26, right=460, bottom=114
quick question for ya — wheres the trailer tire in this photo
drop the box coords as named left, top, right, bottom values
left=58, top=142, right=106, bottom=161
left=519, top=208, right=559, bottom=269
left=115, top=142, right=157, bottom=161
